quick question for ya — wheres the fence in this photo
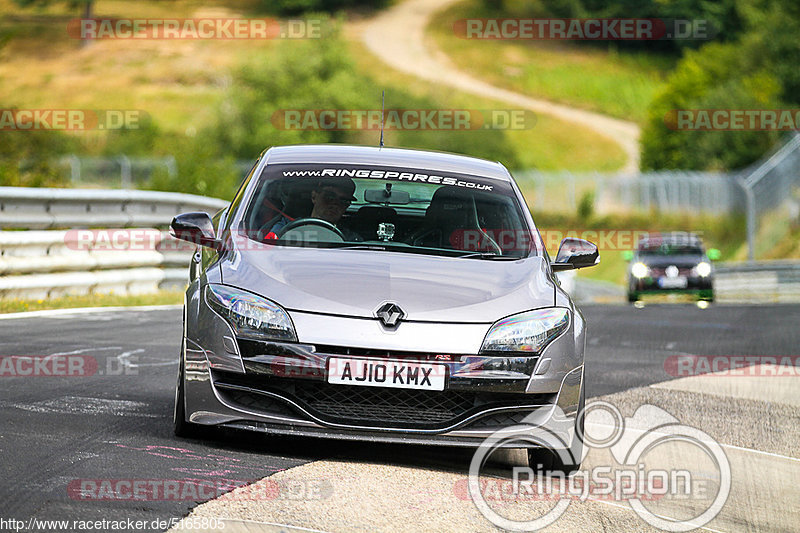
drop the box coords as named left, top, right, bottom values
left=736, top=134, right=800, bottom=260
left=514, top=169, right=742, bottom=214
left=0, top=187, right=227, bottom=299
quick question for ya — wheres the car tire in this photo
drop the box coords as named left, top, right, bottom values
left=174, top=340, right=201, bottom=438
left=527, top=386, right=585, bottom=475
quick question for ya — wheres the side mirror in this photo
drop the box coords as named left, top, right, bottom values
left=552, top=237, right=599, bottom=272
left=170, top=212, right=224, bottom=250
left=622, top=250, right=634, bottom=261
left=707, top=248, right=721, bottom=261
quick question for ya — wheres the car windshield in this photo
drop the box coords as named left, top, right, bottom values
left=240, top=163, right=538, bottom=259
left=639, top=243, right=704, bottom=256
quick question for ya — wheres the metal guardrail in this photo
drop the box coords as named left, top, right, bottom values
left=0, top=188, right=227, bottom=298
left=0, top=187, right=227, bottom=230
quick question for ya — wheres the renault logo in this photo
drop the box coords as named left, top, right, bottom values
left=665, top=265, right=679, bottom=278
left=375, top=302, right=405, bottom=327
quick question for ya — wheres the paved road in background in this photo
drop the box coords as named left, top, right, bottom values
left=1, top=304, right=797, bottom=531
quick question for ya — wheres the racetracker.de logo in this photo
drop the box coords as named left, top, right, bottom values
left=664, top=355, right=800, bottom=377
left=0, top=109, right=144, bottom=131
left=0, top=355, right=98, bottom=377
left=67, top=478, right=331, bottom=501
left=67, top=18, right=321, bottom=40
left=454, top=18, right=712, bottom=40
left=665, top=109, right=800, bottom=131
left=271, top=109, right=536, bottom=131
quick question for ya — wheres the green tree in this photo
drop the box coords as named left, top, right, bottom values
left=641, top=0, right=800, bottom=170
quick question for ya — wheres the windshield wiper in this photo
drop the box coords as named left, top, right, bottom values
left=333, top=244, right=388, bottom=251
left=455, top=252, right=511, bottom=259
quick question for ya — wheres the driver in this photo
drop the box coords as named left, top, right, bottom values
left=266, top=177, right=362, bottom=241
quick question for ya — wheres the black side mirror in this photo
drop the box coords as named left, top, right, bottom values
left=170, top=212, right=224, bottom=250
left=552, top=237, right=599, bottom=271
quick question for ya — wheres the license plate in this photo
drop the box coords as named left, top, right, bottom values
left=659, top=276, right=688, bottom=289
left=327, top=357, right=446, bottom=391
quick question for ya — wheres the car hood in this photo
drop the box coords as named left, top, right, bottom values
left=219, top=243, right=555, bottom=323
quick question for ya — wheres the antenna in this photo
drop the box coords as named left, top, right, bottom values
left=379, top=90, right=385, bottom=148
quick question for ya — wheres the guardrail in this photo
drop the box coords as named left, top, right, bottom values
left=714, top=260, right=800, bottom=303
left=0, top=188, right=227, bottom=299
left=0, top=187, right=227, bottom=230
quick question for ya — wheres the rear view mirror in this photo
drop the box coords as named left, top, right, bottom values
left=364, top=189, right=410, bottom=204
left=170, top=212, right=224, bottom=250
left=552, top=237, right=599, bottom=271
left=707, top=248, right=721, bottom=261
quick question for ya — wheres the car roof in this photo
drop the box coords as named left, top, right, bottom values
left=263, top=144, right=513, bottom=182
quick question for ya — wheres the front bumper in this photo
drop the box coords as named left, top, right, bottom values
left=630, top=275, right=714, bottom=293
left=182, top=335, right=584, bottom=448
left=181, top=281, right=586, bottom=449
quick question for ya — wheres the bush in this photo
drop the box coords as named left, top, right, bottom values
left=577, top=190, right=594, bottom=221
left=0, top=116, right=79, bottom=187
left=640, top=42, right=782, bottom=170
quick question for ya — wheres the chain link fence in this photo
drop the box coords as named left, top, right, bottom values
left=735, top=133, right=800, bottom=260
left=514, top=169, right=742, bottom=214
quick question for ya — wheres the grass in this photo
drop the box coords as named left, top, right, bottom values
left=0, top=0, right=281, bottom=140
left=346, top=37, right=627, bottom=171
left=427, top=0, right=674, bottom=123
left=727, top=204, right=800, bottom=261
left=0, top=288, right=184, bottom=314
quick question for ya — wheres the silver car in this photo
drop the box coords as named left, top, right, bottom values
left=170, top=144, right=598, bottom=470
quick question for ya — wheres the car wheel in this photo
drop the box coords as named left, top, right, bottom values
left=173, top=340, right=200, bottom=438
left=527, top=386, right=585, bottom=475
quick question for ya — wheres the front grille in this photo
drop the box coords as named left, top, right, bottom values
left=650, top=266, right=693, bottom=277
left=237, top=339, right=462, bottom=362
left=293, top=382, right=475, bottom=425
left=213, top=371, right=552, bottom=430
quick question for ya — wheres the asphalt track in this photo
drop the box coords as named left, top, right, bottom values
left=1, top=303, right=798, bottom=532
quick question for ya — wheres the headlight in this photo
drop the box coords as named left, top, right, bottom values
left=695, top=262, right=712, bottom=277
left=205, top=284, right=296, bottom=342
left=631, top=262, right=649, bottom=278
left=481, top=308, right=570, bottom=353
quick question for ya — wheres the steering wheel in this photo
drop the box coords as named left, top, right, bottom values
left=276, top=218, right=345, bottom=242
